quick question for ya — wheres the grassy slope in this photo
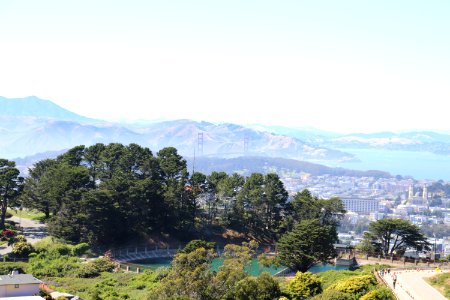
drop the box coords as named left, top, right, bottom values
left=7, top=208, right=46, bottom=222
left=427, top=272, right=450, bottom=298
left=47, top=271, right=161, bottom=300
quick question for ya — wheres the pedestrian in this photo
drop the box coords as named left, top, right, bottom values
left=393, top=277, right=397, bottom=289
left=387, top=268, right=390, bottom=274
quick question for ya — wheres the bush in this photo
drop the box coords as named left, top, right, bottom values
left=360, top=287, right=394, bottom=300
left=311, top=289, right=353, bottom=300
left=286, top=272, right=322, bottom=300
left=15, top=235, right=27, bottom=243
left=5, top=211, right=13, bottom=219
left=33, top=237, right=71, bottom=255
left=326, top=275, right=376, bottom=299
left=2, top=229, right=15, bottom=238
left=0, top=262, right=28, bottom=275
left=75, top=258, right=116, bottom=278
left=72, top=243, right=90, bottom=256
left=12, top=242, right=34, bottom=257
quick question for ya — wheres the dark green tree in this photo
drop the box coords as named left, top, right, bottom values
left=205, top=172, right=228, bottom=224
left=365, top=219, right=430, bottom=256
left=277, top=219, right=337, bottom=272
left=0, top=159, right=23, bottom=229
left=216, top=173, right=244, bottom=226
left=262, top=173, right=288, bottom=233
left=20, top=159, right=57, bottom=219
left=157, top=147, right=191, bottom=231
left=290, top=190, right=345, bottom=227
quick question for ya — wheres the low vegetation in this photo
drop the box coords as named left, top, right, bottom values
left=427, top=272, right=450, bottom=298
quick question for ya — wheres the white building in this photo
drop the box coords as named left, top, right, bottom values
left=0, top=271, right=42, bottom=298
left=341, top=198, right=379, bottom=213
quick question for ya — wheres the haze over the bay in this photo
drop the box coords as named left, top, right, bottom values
left=1, top=1, right=450, bottom=133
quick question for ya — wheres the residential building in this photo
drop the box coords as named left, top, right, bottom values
left=0, top=270, right=42, bottom=298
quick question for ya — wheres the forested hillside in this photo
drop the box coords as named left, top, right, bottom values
left=15, top=143, right=346, bottom=246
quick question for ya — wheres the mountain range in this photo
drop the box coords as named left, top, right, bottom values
left=0, top=96, right=353, bottom=161
left=1, top=96, right=449, bottom=179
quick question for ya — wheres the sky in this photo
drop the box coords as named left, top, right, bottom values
left=1, top=1, right=450, bottom=133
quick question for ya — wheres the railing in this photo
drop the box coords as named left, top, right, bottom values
left=273, top=267, right=294, bottom=277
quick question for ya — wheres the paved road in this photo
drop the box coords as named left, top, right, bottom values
left=0, top=216, right=48, bottom=255
left=382, top=269, right=447, bottom=300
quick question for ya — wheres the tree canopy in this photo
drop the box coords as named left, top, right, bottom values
left=0, top=159, right=23, bottom=229
left=364, top=218, right=430, bottom=256
left=18, top=143, right=296, bottom=245
left=277, top=219, right=338, bottom=272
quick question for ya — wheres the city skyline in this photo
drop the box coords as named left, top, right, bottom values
left=1, top=1, right=450, bottom=133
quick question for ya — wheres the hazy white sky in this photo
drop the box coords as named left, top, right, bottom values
left=1, top=0, right=449, bottom=133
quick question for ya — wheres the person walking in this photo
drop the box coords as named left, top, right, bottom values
left=393, top=275, right=397, bottom=289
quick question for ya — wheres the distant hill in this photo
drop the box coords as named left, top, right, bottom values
left=186, top=156, right=391, bottom=178
left=2, top=96, right=447, bottom=180
left=0, top=96, right=95, bottom=123
left=324, top=132, right=450, bottom=155
left=258, top=123, right=450, bottom=156
left=0, top=97, right=354, bottom=161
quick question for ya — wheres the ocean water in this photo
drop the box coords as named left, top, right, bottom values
left=326, top=148, right=450, bottom=181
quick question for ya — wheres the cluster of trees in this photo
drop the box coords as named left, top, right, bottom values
left=15, top=143, right=290, bottom=244
left=0, top=143, right=334, bottom=244
left=276, top=190, right=345, bottom=272
left=7, top=143, right=346, bottom=247
left=155, top=240, right=281, bottom=299
left=428, top=181, right=450, bottom=197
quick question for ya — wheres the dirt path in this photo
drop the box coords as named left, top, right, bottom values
left=0, top=216, right=48, bottom=255
left=382, top=269, right=447, bottom=300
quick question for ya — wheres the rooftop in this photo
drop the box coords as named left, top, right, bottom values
left=0, top=274, right=42, bottom=285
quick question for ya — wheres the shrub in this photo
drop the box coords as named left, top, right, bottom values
left=286, top=272, right=323, bottom=300
left=311, top=289, right=353, bottom=300
left=256, top=272, right=282, bottom=299
left=72, top=243, right=90, bottom=256
left=12, top=242, right=34, bottom=257
left=0, top=262, right=28, bottom=275
left=2, top=229, right=15, bottom=238
left=14, top=235, right=27, bottom=243
left=326, top=275, right=376, bottom=299
left=75, top=258, right=116, bottom=278
left=33, top=237, right=71, bottom=255
left=5, top=211, right=13, bottom=219
left=360, top=287, right=394, bottom=300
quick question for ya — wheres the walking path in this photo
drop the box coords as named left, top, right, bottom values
left=381, top=269, right=447, bottom=300
left=0, top=216, right=48, bottom=255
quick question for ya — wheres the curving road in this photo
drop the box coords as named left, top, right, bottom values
left=382, top=269, right=447, bottom=300
left=0, top=216, right=48, bottom=255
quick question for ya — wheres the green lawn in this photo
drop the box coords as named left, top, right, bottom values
left=7, top=208, right=46, bottom=222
